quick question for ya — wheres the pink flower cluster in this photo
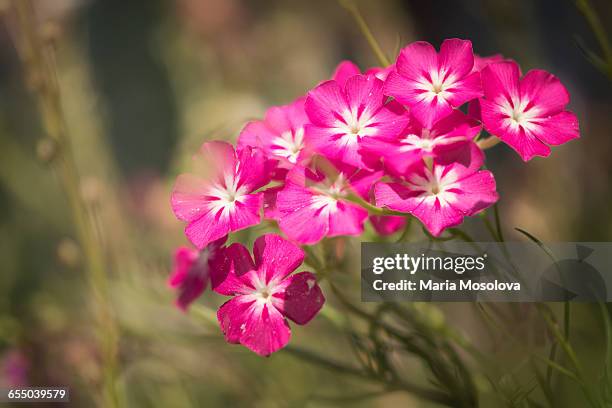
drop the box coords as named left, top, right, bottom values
left=169, top=38, right=579, bottom=355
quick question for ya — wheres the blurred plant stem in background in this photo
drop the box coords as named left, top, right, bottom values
left=338, top=0, right=391, bottom=67
left=8, top=1, right=120, bottom=406
left=575, top=0, right=612, bottom=80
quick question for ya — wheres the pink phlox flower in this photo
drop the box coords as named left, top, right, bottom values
left=305, top=74, right=409, bottom=168
left=384, top=38, right=482, bottom=128
left=238, top=97, right=312, bottom=170
left=479, top=61, right=580, bottom=161
left=360, top=110, right=482, bottom=176
left=374, top=158, right=498, bottom=236
left=276, top=160, right=381, bottom=244
left=213, top=234, right=325, bottom=356
left=169, top=236, right=227, bottom=310
left=171, top=141, right=274, bottom=248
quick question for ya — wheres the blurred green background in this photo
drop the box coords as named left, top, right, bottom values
left=0, top=0, right=611, bottom=406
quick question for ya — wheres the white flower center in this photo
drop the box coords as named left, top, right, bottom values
left=499, top=96, right=541, bottom=133
left=310, top=173, right=348, bottom=214
left=399, top=133, right=436, bottom=153
left=407, top=166, right=460, bottom=206
left=271, top=128, right=305, bottom=163
left=329, top=109, right=378, bottom=147
left=251, top=274, right=277, bottom=304
left=207, top=173, right=249, bottom=217
left=414, top=69, right=457, bottom=103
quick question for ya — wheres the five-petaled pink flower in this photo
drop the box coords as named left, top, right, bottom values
left=305, top=74, right=409, bottom=168
left=238, top=97, right=311, bottom=167
left=479, top=61, right=580, bottom=161
left=276, top=162, right=380, bottom=244
left=168, top=237, right=227, bottom=310
left=360, top=110, right=482, bottom=176
left=213, top=234, right=325, bottom=356
left=385, top=38, right=482, bottom=128
left=375, top=157, right=498, bottom=236
left=171, top=141, right=273, bottom=249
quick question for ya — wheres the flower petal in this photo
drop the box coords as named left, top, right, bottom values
left=170, top=174, right=210, bottom=222
left=370, top=215, right=406, bottom=235
left=438, top=38, right=475, bottom=78
left=533, top=111, right=580, bottom=146
left=411, top=197, right=464, bottom=236
left=520, top=69, right=570, bottom=116
left=219, top=299, right=291, bottom=356
left=307, top=124, right=364, bottom=168
left=344, top=74, right=385, bottom=115
left=445, top=71, right=482, bottom=107
left=262, top=186, right=282, bottom=220
left=368, top=100, right=410, bottom=139
left=383, top=71, right=415, bottom=107
left=236, top=147, right=273, bottom=192
left=332, top=60, right=361, bottom=87
left=253, top=234, right=305, bottom=282
left=212, top=242, right=256, bottom=295
left=277, top=182, right=328, bottom=244
left=228, top=193, right=263, bottom=231
left=305, top=80, right=348, bottom=127
left=447, top=168, right=498, bottom=215
left=481, top=61, right=521, bottom=101
left=184, top=209, right=231, bottom=249
left=273, top=272, right=325, bottom=325
left=169, top=247, right=205, bottom=310
left=327, top=200, right=368, bottom=237
left=395, top=41, right=438, bottom=81
left=217, top=296, right=256, bottom=344
left=374, top=182, right=423, bottom=213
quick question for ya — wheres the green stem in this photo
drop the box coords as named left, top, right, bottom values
left=493, top=203, right=505, bottom=242
left=477, top=135, right=502, bottom=150
left=538, top=305, right=601, bottom=407
left=575, top=0, right=612, bottom=79
left=344, top=193, right=406, bottom=216
left=284, top=345, right=454, bottom=406
left=337, top=0, right=391, bottom=66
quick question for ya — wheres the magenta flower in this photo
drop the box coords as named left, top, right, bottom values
left=305, top=74, right=409, bottom=168
left=171, top=141, right=273, bottom=248
left=168, top=237, right=226, bottom=310
left=375, top=159, right=498, bottom=236
left=276, top=163, right=380, bottom=244
left=360, top=110, right=481, bottom=176
left=479, top=61, right=580, bottom=161
left=370, top=215, right=406, bottom=235
left=384, top=38, right=482, bottom=128
left=213, top=234, right=325, bottom=356
left=238, top=97, right=312, bottom=167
